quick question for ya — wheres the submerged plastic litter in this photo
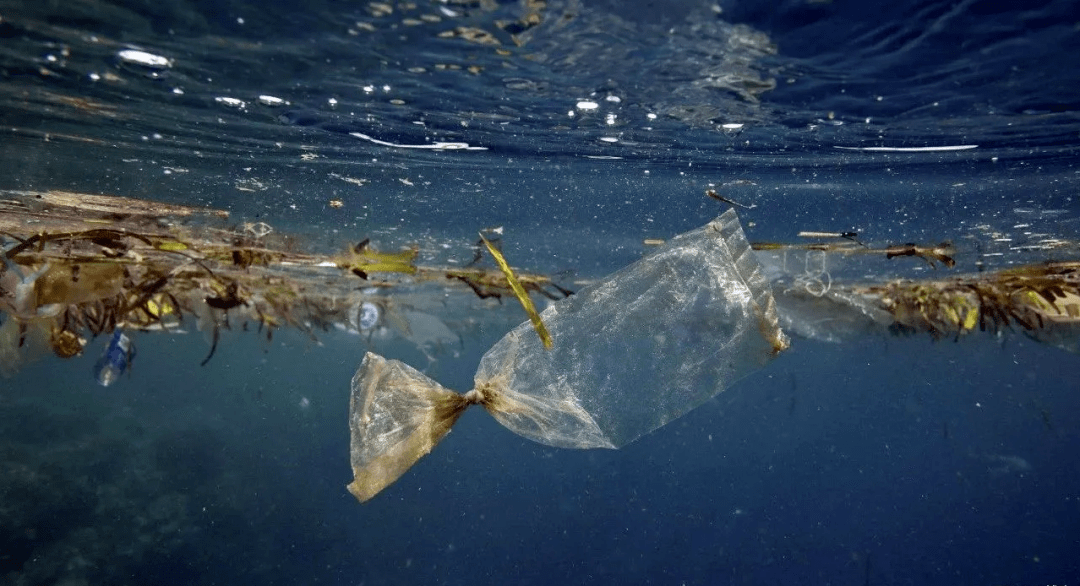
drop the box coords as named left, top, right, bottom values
left=2, top=187, right=1080, bottom=497
left=0, top=188, right=1077, bottom=368
left=93, top=330, right=134, bottom=387
left=347, top=209, right=789, bottom=502
left=355, top=302, right=380, bottom=331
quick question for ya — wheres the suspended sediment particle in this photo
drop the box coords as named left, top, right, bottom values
left=438, top=26, right=501, bottom=45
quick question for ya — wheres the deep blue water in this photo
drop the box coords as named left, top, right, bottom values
left=2, top=0, right=1079, bottom=584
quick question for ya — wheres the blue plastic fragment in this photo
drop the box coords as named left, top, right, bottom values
left=94, top=330, right=134, bottom=387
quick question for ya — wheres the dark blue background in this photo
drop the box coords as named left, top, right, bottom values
left=1, top=0, right=1079, bottom=584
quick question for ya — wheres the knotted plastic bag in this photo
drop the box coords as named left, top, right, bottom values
left=348, top=209, right=789, bottom=502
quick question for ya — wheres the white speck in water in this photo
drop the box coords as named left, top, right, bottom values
left=214, top=96, right=246, bottom=109
left=258, top=95, right=288, bottom=106
left=576, top=101, right=599, bottom=111
left=117, top=49, right=172, bottom=68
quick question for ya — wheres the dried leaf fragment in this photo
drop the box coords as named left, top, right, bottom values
left=479, top=233, right=552, bottom=349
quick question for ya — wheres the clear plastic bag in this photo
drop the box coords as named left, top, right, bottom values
left=348, top=209, right=788, bottom=502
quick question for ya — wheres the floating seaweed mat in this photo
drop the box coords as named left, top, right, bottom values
left=0, top=189, right=575, bottom=372
left=768, top=258, right=1080, bottom=349
left=347, top=209, right=789, bottom=502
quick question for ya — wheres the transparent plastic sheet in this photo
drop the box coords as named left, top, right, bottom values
left=757, top=247, right=890, bottom=343
left=346, top=354, right=472, bottom=502
left=773, top=286, right=894, bottom=343
left=348, top=209, right=789, bottom=501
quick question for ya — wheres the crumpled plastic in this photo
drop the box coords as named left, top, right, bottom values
left=347, top=209, right=789, bottom=502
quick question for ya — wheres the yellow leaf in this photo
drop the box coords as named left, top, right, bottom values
left=943, top=305, right=960, bottom=326
left=479, top=233, right=552, bottom=349
left=146, top=294, right=174, bottom=317
left=342, top=246, right=418, bottom=275
left=155, top=240, right=189, bottom=251
left=962, top=306, right=979, bottom=331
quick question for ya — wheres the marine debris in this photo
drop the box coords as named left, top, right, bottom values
left=348, top=209, right=788, bottom=502
left=865, top=262, right=1080, bottom=339
left=2, top=189, right=1079, bottom=378
left=0, top=190, right=566, bottom=374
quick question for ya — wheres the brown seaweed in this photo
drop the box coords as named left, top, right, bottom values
left=0, top=189, right=577, bottom=374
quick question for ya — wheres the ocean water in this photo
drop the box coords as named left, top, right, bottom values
left=1, top=0, right=1079, bottom=584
